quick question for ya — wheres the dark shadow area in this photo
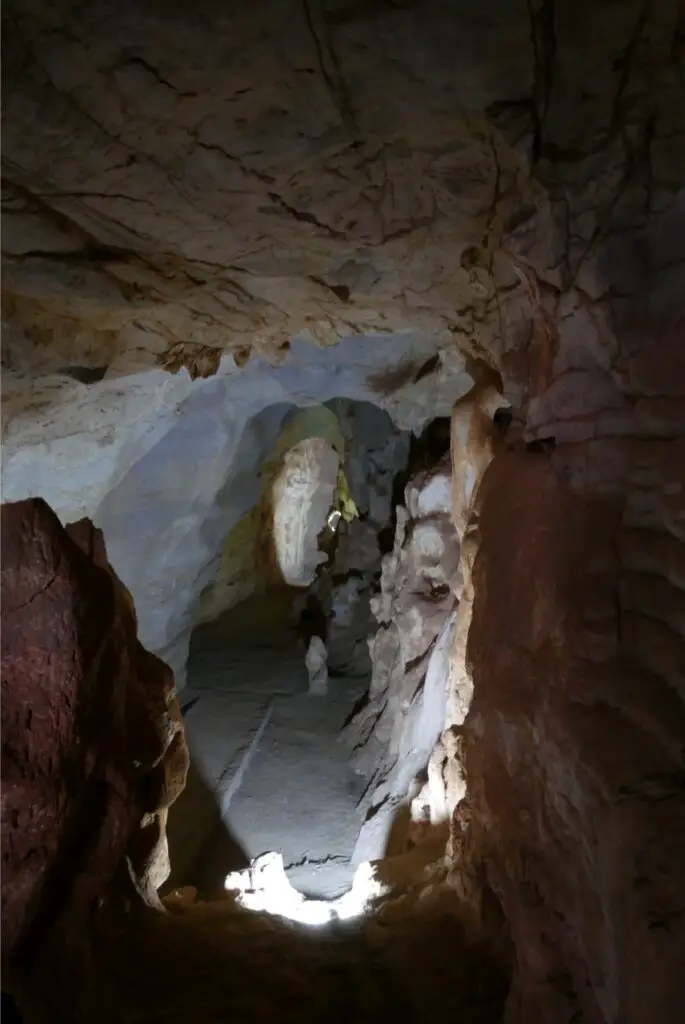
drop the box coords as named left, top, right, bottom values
left=525, top=435, right=556, bottom=454
left=341, top=686, right=371, bottom=728
left=58, top=364, right=109, bottom=384
left=409, top=416, right=451, bottom=471
left=296, top=593, right=329, bottom=648
left=164, top=758, right=249, bottom=900
left=493, top=406, right=513, bottom=435
left=1, top=992, right=23, bottom=1024
left=188, top=589, right=299, bottom=666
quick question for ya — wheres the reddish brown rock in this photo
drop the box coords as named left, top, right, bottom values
left=456, top=452, right=685, bottom=1023
left=1, top=498, right=188, bottom=999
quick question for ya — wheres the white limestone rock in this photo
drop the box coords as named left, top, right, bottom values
left=305, top=637, right=329, bottom=696
left=272, top=438, right=339, bottom=588
left=344, top=454, right=464, bottom=862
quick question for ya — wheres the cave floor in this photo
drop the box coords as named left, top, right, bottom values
left=165, top=593, right=369, bottom=900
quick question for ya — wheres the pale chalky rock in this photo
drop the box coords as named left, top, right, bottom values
left=305, top=636, right=329, bottom=696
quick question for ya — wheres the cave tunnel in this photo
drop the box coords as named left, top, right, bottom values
left=2, top=1, right=685, bottom=1022
left=160, top=396, right=416, bottom=900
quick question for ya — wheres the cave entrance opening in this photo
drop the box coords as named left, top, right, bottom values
left=165, top=399, right=411, bottom=902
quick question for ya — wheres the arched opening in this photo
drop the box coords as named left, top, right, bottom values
left=3, top=2, right=683, bottom=1017
left=166, top=398, right=411, bottom=898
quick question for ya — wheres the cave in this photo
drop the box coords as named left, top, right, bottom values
left=2, top=1, right=684, bottom=1022
left=160, top=397, right=413, bottom=898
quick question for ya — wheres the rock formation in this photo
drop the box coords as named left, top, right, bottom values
left=1, top=498, right=188, bottom=1008
left=2, top=0, right=685, bottom=1019
left=305, top=636, right=329, bottom=695
left=271, top=436, right=340, bottom=587
left=0, top=499, right=508, bottom=1024
left=344, top=451, right=463, bottom=860
left=453, top=446, right=685, bottom=1023
left=445, top=175, right=685, bottom=1023
left=303, top=400, right=410, bottom=676
left=196, top=404, right=347, bottom=623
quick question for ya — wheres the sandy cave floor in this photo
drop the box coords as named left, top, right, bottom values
left=164, top=593, right=370, bottom=901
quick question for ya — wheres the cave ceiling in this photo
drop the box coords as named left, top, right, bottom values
left=1, top=0, right=682, bottom=679
left=3, top=0, right=680, bottom=383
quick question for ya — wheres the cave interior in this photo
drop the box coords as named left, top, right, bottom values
left=1, top=1, right=684, bottom=1022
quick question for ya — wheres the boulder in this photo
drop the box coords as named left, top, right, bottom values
left=1, top=498, right=188, bottom=998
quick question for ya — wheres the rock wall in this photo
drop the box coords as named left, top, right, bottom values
left=344, top=452, right=463, bottom=861
left=455, top=443, right=685, bottom=1023
left=6, top=0, right=681, bottom=706
left=2, top=0, right=685, bottom=1016
left=197, top=405, right=346, bottom=622
left=448, top=146, right=685, bottom=1024
left=1, top=498, right=188, bottom=1006
left=4, top=335, right=471, bottom=689
left=304, top=400, right=411, bottom=676
left=1, top=0, right=542, bottom=370
left=272, top=436, right=340, bottom=587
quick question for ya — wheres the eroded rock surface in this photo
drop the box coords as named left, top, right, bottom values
left=303, top=400, right=410, bottom=676
left=454, top=450, right=685, bottom=1023
left=2, top=0, right=685, bottom=1019
left=344, top=453, right=463, bottom=860
left=449, top=190, right=685, bottom=1020
left=4, top=0, right=682, bottom=696
left=1, top=498, right=188, bottom=1000
left=272, top=436, right=339, bottom=587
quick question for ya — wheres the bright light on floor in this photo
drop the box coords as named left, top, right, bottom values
left=224, top=852, right=386, bottom=927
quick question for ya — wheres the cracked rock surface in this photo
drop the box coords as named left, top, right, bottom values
left=3, top=0, right=683, bottom=689
left=165, top=595, right=369, bottom=899
left=2, top=2, right=685, bottom=1022
left=344, top=451, right=463, bottom=861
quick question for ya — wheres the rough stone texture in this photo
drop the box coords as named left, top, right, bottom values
left=3, top=337, right=469, bottom=688
left=305, top=636, right=329, bottom=695
left=197, top=405, right=346, bottom=623
left=344, top=454, right=463, bottom=861
left=447, top=170, right=685, bottom=1021
left=454, top=450, right=685, bottom=1024
left=2, top=0, right=685, bottom=1017
left=272, top=436, right=339, bottom=587
left=305, top=400, right=410, bottom=676
left=1, top=498, right=188, bottom=994
left=1, top=0, right=539, bottom=370
left=5, top=0, right=681, bottom=695
left=14, top=881, right=509, bottom=1024
left=331, top=400, right=410, bottom=531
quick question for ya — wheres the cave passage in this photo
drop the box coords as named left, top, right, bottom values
left=165, top=400, right=411, bottom=900
left=4, top=1, right=684, bottom=1015
left=168, top=591, right=369, bottom=899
